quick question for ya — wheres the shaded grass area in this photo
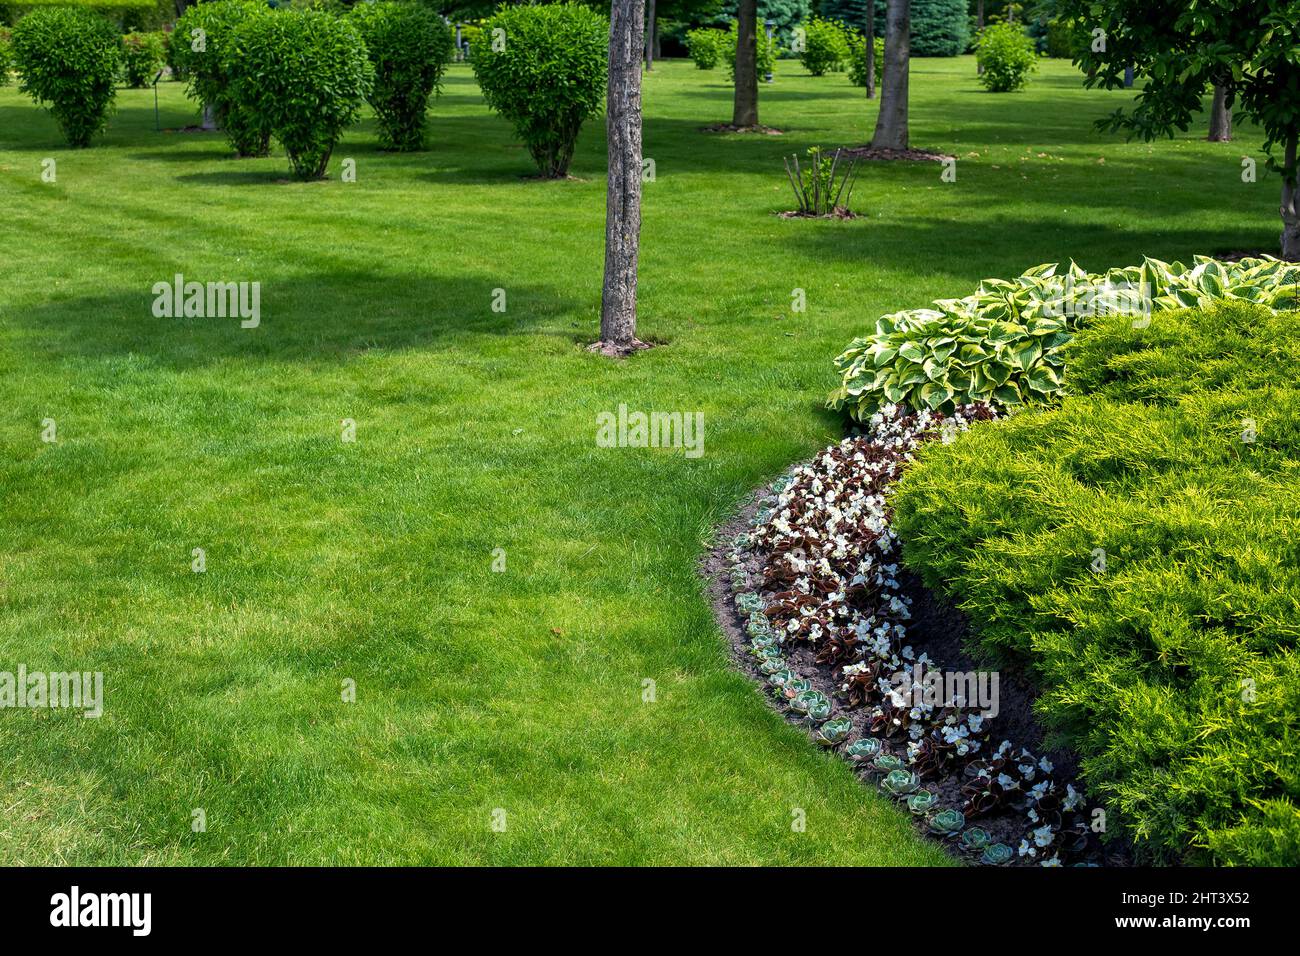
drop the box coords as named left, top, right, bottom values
left=0, top=57, right=1278, bottom=864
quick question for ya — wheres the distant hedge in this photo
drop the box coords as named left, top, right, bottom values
left=818, top=0, right=969, bottom=56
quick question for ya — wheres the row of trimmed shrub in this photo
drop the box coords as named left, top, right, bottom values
left=7, top=1, right=455, bottom=175
left=7, top=2, right=609, bottom=182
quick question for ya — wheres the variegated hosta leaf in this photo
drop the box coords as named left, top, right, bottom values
left=829, top=255, right=1299, bottom=421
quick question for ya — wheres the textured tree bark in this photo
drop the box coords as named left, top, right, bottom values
left=871, top=0, right=909, bottom=150
left=1208, top=84, right=1232, bottom=142
left=201, top=103, right=217, bottom=131
left=1281, top=132, right=1300, bottom=260
left=864, top=0, right=876, bottom=99
left=645, top=0, right=655, bottom=72
left=733, top=0, right=759, bottom=128
left=976, top=0, right=984, bottom=75
left=596, top=0, right=648, bottom=356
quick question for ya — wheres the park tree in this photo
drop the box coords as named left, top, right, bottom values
left=870, top=0, right=909, bottom=149
left=1062, top=0, right=1300, bottom=258
left=732, top=0, right=758, bottom=126
left=596, top=0, right=649, bottom=356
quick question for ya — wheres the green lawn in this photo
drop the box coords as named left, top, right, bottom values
left=0, top=56, right=1277, bottom=864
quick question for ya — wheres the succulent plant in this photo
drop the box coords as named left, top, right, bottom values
left=777, top=677, right=813, bottom=700
left=815, top=716, right=852, bottom=746
left=928, top=808, right=965, bottom=835
left=733, top=532, right=752, bottom=551
left=882, top=769, right=920, bottom=796
left=747, top=613, right=774, bottom=638
left=730, top=569, right=749, bottom=589
left=755, top=643, right=783, bottom=661
left=735, top=592, right=765, bottom=614
left=846, top=737, right=882, bottom=762
left=766, top=668, right=797, bottom=688
left=754, top=507, right=774, bottom=526
left=749, top=634, right=778, bottom=654
left=771, top=475, right=793, bottom=494
left=871, top=752, right=905, bottom=774
left=789, top=689, right=830, bottom=717
left=980, top=842, right=1014, bottom=866
left=960, top=827, right=991, bottom=852
left=907, top=790, right=938, bottom=815
left=759, top=657, right=788, bottom=675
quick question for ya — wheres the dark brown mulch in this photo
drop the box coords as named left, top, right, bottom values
left=701, top=483, right=1133, bottom=868
left=701, top=123, right=785, bottom=135
left=839, top=145, right=955, bottom=163
left=777, top=208, right=858, bottom=220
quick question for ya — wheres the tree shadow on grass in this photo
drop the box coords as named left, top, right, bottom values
left=8, top=271, right=584, bottom=371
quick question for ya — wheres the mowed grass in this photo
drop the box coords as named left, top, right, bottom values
left=0, top=56, right=1276, bottom=864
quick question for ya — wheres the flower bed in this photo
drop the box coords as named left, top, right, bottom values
left=718, top=404, right=1122, bottom=865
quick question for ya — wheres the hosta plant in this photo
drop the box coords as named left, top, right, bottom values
left=829, top=256, right=1300, bottom=421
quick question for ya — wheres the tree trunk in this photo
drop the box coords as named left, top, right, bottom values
left=201, top=103, right=217, bottom=131
left=733, top=0, right=759, bottom=127
left=871, top=0, right=909, bottom=150
left=864, top=0, right=876, bottom=99
left=1208, top=84, right=1232, bottom=142
left=976, top=0, right=984, bottom=75
left=596, top=0, right=647, bottom=356
left=645, top=0, right=655, bottom=72
left=1281, top=131, right=1300, bottom=260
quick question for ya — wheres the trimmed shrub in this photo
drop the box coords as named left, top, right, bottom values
left=846, top=32, right=884, bottom=88
left=975, top=22, right=1038, bottom=92
left=173, top=0, right=274, bottom=157
left=225, top=8, right=372, bottom=179
left=469, top=2, right=607, bottom=179
left=685, top=26, right=723, bottom=69
left=892, top=301, right=1300, bottom=865
left=797, top=17, right=850, bottom=76
left=348, top=1, right=453, bottom=151
left=10, top=6, right=121, bottom=147
left=0, top=28, right=12, bottom=87
left=723, top=19, right=778, bottom=83
left=121, top=30, right=164, bottom=88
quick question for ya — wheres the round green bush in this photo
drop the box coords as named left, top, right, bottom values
left=0, top=29, right=13, bottom=88
left=10, top=7, right=122, bottom=147
left=122, top=31, right=165, bottom=89
left=173, top=1, right=275, bottom=157
left=225, top=9, right=372, bottom=179
left=469, top=2, right=607, bottom=179
left=975, top=22, right=1038, bottom=93
left=846, top=33, right=884, bottom=88
left=685, top=26, right=723, bottom=70
left=348, top=1, right=453, bottom=152
left=798, top=17, right=850, bottom=76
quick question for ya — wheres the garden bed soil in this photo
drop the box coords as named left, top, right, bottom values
left=840, top=146, right=955, bottom=163
left=777, top=208, right=858, bottom=220
left=701, top=123, right=785, bottom=135
left=702, top=481, right=1133, bottom=868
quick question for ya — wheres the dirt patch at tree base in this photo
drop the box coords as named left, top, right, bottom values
left=701, top=124, right=785, bottom=135
left=840, top=145, right=955, bottom=163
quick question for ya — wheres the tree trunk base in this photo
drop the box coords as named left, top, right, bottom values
left=587, top=338, right=653, bottom=358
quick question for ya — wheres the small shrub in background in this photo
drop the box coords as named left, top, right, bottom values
left=121, top=31, right=165, bottom=88
left=469, top=2, right=607, bottom=179
left=226, top=8, right=372, bottom=179
left=908, top=0, right=969, bottom=56
left=975, top=22, right=1038, bottom=92
left=724, top=19, right=778, bottom=83
left=846, top=32, right=884, bottom=88
left=349, top=1, right=453, bottom=151
left=797, top=17, right=850, bottom=76
left=685, top=26, right=723, bottom=69
left=10, top=6, right=122, bottom=147
left=173, top=0, right=274, bottom=157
